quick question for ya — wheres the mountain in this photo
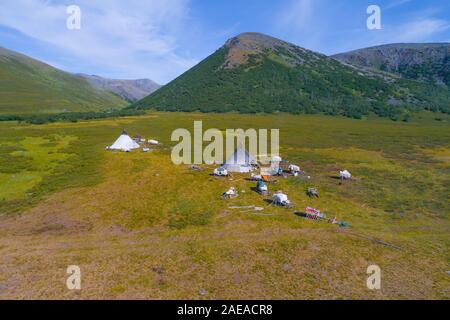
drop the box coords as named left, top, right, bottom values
left=0, top=47, right=127, bottom=115
left=332, top=43, right=450, bottom=86
left=131, top=33, right=450, bottom=120
left=77, top=74, right=161, bottom=102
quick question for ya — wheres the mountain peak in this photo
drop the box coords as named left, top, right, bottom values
left=77, top=74, right=161, bottom=102
left=226, top=32, right=284, bottom=45
left=222, top=32, right=309, bottom=68
left=132, top=32, right=450, bottom=120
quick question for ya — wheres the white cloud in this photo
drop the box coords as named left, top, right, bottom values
left=322, top=6, right=450, bottom=54
left=385, top=0, right=412, bottom=10
left=390, top=18, right=450, bottom=42
left=357, top=17, right=450, bottom=49
left=0, top=0, right=198, bottom=83
left=272, top=0, right=327, bottom=50
left=276, top=0, right=315, bottom=31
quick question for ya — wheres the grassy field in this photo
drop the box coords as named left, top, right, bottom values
left=0, top=112, right=449, bottom=299
left=0, top=47, right=127, bottom=115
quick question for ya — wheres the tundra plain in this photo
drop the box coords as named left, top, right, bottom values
left=0, top=112, right=449, bottom=299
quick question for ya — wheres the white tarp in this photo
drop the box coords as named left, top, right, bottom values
left=251, top=173, right=262, bottom=180
left=340, top=170, right=352, bottom=179
left=224, top=187, right=236, bottom=196
left=214, top=167, right=228, bottom=176
left=273, top=193, right=288, bottom=203
left=108, top=134, right=140, bottom=152
left=270, top=156, right=282, bottom=172
left=222, top=146, right=256, bottom=173
left=271, top=156, right=282, bottom=162
left=261, top=166, right=277, bottom=176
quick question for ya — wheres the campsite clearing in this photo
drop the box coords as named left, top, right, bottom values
left=0, top=112, right=449, bottom=299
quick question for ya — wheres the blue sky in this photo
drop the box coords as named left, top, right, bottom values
left=0, top=0, right=449, bottom=83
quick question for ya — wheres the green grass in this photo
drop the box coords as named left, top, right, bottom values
left=0, top=135, right=77, bottom=201
left=0, top=47, right=127, bottom=115
left=0, top=112, right=448, bottom=299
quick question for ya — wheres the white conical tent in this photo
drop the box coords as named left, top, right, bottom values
left=222, top=145, right=256, bottom=173
left=108, top=131, right=140, bottom=151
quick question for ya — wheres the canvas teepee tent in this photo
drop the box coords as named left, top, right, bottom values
left=222, top=145, right=257, bottom=173
left=108, top=130, right=140, bottom=152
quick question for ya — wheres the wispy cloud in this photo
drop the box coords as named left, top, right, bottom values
left=367, top=6, right=450, bottom=45
left=390, top=18, right=450, bottom=42
left=0, top=0, right=198, bottom=83
left=275, top=0, right=315, bottom=31
left=385, top=0, right=412, bottom=10
left=272, top=0, right=327, bottom=50
left=1, top=0, right=449, bottom=81
left=272, top=0, right=450, bottom=54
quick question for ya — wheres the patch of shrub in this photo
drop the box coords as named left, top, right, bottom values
left=0, top=109, right=146, bottom=124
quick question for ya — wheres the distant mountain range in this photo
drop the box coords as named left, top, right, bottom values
left=333, top=43, right=450, bottom=86
left=0, top=46, right=159, bottom=115
left=2, top=34, right=450, bottom=120
left=132, top=33, right=450, bottom=120
left=77, top=74, right=160, bottom=102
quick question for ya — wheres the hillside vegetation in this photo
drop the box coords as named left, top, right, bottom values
left=333, top=43, right=450, bottom=86
left=132, top=33, right=450, bottom=120
left=0, top=47, right=127, bottom=115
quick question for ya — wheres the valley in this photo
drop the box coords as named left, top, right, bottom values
left=0, top=112, right=448, bottom=299
left=0, top=47, right=159, bottom=115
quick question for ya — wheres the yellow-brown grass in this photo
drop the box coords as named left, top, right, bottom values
left=0, top=112, right=448, bottom=299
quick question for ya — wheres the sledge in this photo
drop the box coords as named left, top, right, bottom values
left=307, top=187, right=319, bottom=198
left=305, top=207, right=327, bottom=220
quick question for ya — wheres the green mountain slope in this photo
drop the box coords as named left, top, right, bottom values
left=332, top=43, right=450, bottom=86
left=0, top=47, right=127, bottom=115
left=132, top=33, right=450, bottom=120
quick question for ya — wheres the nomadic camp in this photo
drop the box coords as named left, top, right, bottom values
left=107, top=130, right=160, bottom=153
left=206, top=147, right=347, bottom=229
left=108, top=130, right=140, bottom=152
left=222, top=145, right=257, bottom=173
